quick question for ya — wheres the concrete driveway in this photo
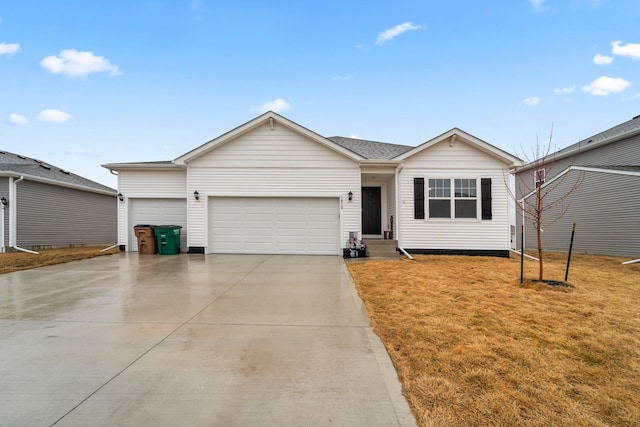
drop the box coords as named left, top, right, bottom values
left=0, top=254, right=415, bottom=427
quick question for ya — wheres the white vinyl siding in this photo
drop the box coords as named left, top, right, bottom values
left=209, top=197, right=339, bottom=254
left=117, top=169, right=186, bottom=250
left=400, top=139, right=512, bottom=251
left=128, top=198, right=187, bottom=251
left=186, top=122, right=360, bottom=250
left=188, top=122, right=356, bottom=169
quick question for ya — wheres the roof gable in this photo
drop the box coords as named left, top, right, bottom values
left=394, top=128, right=523, bottom=167
left=174, top=111, right=363, bottom=165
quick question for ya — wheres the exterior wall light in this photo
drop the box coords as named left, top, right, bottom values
left=117, top=193, right=124, bottom=202
left=348, top=191, right=353, bottom=201
left=0, top=197, right=7, bottom=207
left=194, top=191, right=200, bottom=201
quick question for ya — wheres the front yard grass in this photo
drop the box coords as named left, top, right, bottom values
left=0, top=246, right=119, bottom=274
left=347, top=253, right=640, bottom=427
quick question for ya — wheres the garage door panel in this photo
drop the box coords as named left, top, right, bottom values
left=129, top=199, right=187, bottom=252
left=209, top=197, right=339, bottom=255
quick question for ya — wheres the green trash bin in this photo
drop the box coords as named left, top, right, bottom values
left=154, top=225, right=182, bottom=255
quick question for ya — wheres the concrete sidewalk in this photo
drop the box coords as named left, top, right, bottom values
left=0, top=254, right=415, bottom=426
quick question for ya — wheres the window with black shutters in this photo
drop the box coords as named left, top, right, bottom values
left=481, top=178, right=492, bottom=220
left=426, top=178, right=480, bottom=219
left=414, top=178, right=425, bottom=219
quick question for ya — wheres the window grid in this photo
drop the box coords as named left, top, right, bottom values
left=428, top=179, right=450, bottom=198
left=427, top=178, right=478, bottom=219
left=454, top=179, right=477, bottom=198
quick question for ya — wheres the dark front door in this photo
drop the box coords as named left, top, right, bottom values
left=362, top=187, right=381, bottom=235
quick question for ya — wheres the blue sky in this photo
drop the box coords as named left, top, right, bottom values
left=1, top=0, right=639, bottom=188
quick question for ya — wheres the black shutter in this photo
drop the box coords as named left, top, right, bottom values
left=481, top=178, right=492, bottom=220
left=414, top=178, right=425, bottom=219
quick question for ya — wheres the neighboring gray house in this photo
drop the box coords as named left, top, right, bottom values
left=515, top=114, right=640, bottom=258
left=104, top=112, right=522, bottom=256
left=0, top=150, right=118, bottom=251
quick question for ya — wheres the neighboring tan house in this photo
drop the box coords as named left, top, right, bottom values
left=0, top=150, right=117, bottom=252
left=103, top=111, right=522, bottom=256
left=515, top=114, right=640, bottom=258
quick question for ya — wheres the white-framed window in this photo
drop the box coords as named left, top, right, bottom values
left=427, top=178, right=478, bottom=219
left=428, top=178, right=451, bottom=218
left=454, top=178, right=477, bottom=218
left=534, top=169, right=545, bottom=188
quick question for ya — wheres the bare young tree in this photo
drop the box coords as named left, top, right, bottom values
left=510, top=126, right=584, bottom=281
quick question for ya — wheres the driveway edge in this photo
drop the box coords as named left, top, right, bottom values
left=340, top=260, right=417, bottom=427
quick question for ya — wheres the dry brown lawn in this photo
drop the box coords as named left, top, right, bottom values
left=0, top=246, right=119, bottom=274
left=348, top=253, right=640, bottom=427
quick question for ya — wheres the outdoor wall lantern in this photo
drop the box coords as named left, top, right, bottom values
left=193, top=191, right=200, bottom=201
left=117, top=193, right=124, bottom=202
left=348, top=191, right=353, bottom=201
left=0, top=197, right=7, bottom=207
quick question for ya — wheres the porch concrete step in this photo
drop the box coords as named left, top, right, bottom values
left=364, top=239, right=399, bottom=259
left=364, top=239, right=398, bottom=247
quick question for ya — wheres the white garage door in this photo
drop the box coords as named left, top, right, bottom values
left=209, top=197, right=339, bottom=255
left=129, top=198, right=187, bottom=252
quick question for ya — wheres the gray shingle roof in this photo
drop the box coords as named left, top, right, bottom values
left=557, top=114, right=640, bottom=155
left=0, top=150, right=116, bottom=193
left=327, top=136, right=413, bottom=160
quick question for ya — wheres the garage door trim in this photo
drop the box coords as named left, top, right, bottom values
left=208, top=196, right=340, bottom=255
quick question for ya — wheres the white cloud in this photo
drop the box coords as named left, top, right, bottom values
left=0, top=43, right=20, bottom=55
left=593, top=54, right=613, bottom=65
left=375, top=22, right=423, bottom=46
left=582, top=76, right=631, bottom=96
left=349, top=134, right=360, bottom=139
left=554, top=86, right=575, bottom=94
left=524, top=96, right=541, bottom=106
left=37, top=109, right=72, bottom=123
left=7, top=113, right=27, bottom=125
left=255, top=98, right=290, bottom=113
left=611, top=40, right=640, bottom=60
left=530, top=0, right=547, bottom=10
left=41, top=49, right=121, bottom=77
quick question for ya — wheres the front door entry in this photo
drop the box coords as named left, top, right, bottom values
left=362, top=187, right=381, bottom=235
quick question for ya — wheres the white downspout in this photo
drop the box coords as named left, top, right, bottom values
left=395, top=163, right=413, bottom=260
left=520, top=198, right=525, bottom=250
left=0, top=203, right=4, bottom=253
left=10, top=176, right=39, bottom=254
left=9, top=176, right=18, bottom=247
